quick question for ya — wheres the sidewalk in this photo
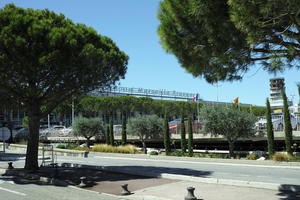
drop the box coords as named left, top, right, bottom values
left=127, top=180, right=299, bottom=200
left=1, top=150, right=300, bottom=200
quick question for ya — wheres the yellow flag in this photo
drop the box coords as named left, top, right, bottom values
left=233, top=97, right=239, bottom=104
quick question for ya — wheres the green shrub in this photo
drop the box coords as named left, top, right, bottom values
left=272, top=153, right=293, bottom=162
left=170, top=150, right=188, bottom=157
left=149, top=151, right=159, bottom=155
left=56, top=144, right=66, bottom=149
left=291, top=154, right=300, bottom=162
left=207, top=153, right=229, bottom=159
left=246, top=153, right=257, bottom=160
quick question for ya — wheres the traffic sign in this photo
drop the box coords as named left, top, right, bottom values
left=0, top=127, right=10, bottom=141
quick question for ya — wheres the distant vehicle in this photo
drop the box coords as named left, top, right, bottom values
left=40, top=125, right=72, bottom=137
left=168, top=119, right=181, bottom=129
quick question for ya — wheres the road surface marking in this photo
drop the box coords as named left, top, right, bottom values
left=0, top=186, right=26, bottom=196
left=0, top=180, right=14, bottom=184
left=92, top=156, right=300, bottom=170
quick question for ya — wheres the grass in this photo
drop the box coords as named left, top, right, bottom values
left=195, top=153, right=229, bottom=159
left=272, top=153, right=293, bottom=162
left=168, top=150, right=229, bottom=159
left=74, top=144, right=138, bottom=154
left=246, top=153, right=257, bottom=160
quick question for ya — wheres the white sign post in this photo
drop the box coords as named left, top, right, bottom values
left=0, top=127, right=10, bottom=153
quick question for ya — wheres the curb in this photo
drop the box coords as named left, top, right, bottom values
left=60, top=162, right=300, bottom=193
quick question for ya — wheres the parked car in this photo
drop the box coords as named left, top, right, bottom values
left=15, top=128, right=29, bottom=142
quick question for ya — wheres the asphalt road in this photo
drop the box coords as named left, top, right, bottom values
left=0, top=178, right=123, bottom=200
left=55, top=153, right=300, bottom=186
left=1, top=152, right=300, bottom=199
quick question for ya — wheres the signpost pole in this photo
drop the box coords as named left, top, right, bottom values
left=2, top=128, right=4, bottom=153
left=0, top=127, right=10, bottom=153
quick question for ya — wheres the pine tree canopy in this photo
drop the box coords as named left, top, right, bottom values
left=158, top=0, right=300, bottom=83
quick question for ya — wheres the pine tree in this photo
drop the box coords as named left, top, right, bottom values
left=121, top=112, right=127, bottom=145
left=188, top=116, right=193, bottom=157
left=282, top=89, right=293, bottom=155
left=109, top=116, right=114, bottom=146
left=266, top=98, right=275, bottom=157
left=163, top=109, right=171, bottom=155
left=180, top=114, right=186, bottom=153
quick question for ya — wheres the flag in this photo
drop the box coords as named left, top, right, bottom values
left=233, top=97, right=239, bottom=104
left=192, top=94, right=198, bottom=102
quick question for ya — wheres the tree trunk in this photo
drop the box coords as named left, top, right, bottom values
left=228, top=142, right=235, bottom=158
left=25, top=103, right=41, bottom=170
left=121, top=112, right=127, bottom=145
left=86, top=137, right=90, bottom=148
left=142, top=140, right=147, bottom=154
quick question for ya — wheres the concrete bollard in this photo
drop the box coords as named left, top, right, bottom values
left=185, top=187, right=197, bottom=200
left=7, top=162, right=14, bottom=169
left=121, top=184, right=131, bottom=195
left=79, top=177, right=87, bottom=188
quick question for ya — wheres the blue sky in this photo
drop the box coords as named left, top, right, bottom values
left=1, top=0, right=299, bottom=106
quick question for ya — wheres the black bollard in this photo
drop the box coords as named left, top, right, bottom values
left=185, top=187, right=197, bottom=200
left=7, top=162, right=14, bottom=169
left=121, top=184, right=131, bottom=195
left=79, top=177, right=86, bottom=188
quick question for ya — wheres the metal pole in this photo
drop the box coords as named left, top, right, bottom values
left=2, top=128, right=5, bottom=153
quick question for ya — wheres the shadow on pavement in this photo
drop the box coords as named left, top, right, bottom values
left=0, top=164, right=212, bottom=196
left=0, top=152, right=25, bottom=161
left=103, top=165, right=213, bottom=177
left=1, top=166, right=169, bottom=188
left=277, top=184, right=300, bottom=200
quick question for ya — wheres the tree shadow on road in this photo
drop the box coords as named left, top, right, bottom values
left=276, top=184, right=300, bottom=200
left=101, top=165, right=213, bottom=178
left=0, top=164, right=213, bottom=195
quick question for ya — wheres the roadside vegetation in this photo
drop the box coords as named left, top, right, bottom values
left=56, top=144, right=138, bottom=154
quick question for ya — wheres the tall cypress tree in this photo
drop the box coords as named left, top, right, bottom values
left=266, top=98, right=274, bottom=157
left=163, top=108, right=171, bottom=155
left=282, top=89, right=293, bottom=155
left=180, top=114, right=186, bottom=153
left=121, top=112, right=127, bottom=145
left=297, top=83, right=300, bottom=105
left=188, top=116, right=193, bottom=157
left=109, top=116, right=114, bottom=146
left=106, top=124, right=110, bottom=145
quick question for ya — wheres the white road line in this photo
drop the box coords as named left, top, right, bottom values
left=93, top=156, right=300, bottom=170
left=239, top=175, right=251, bottom=177
left=0, top=180, right=14, bottom=184
left=0, top=186, right=26, bottom=196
